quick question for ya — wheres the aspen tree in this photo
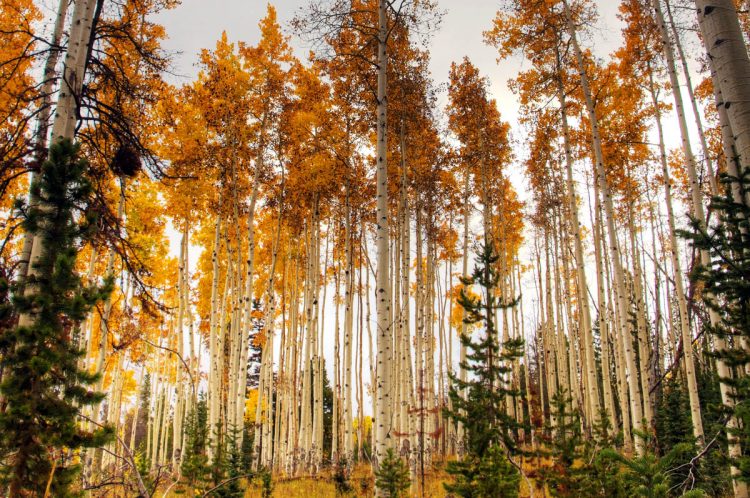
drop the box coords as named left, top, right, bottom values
left=696, top=0, right=750, bottom=174
left=18, top=0, right=98, bottom=333
left=374, top=0, right=393, bottom=471
left=16, top=0, right=67, bottom=285
left=653, top=0, right=706, bottom=444
left=556, top=67, right=602, bottom=430
left=561, top=0, right=645, bottom=453
left=694, top=3, right=750, bottom=493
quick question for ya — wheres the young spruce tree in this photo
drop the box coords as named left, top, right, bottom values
left=443, top=241, right=525, bottom=497
left=0, top=140, right=113, bottom=496
left=374, top=448, right=410, bottom=498
left=540, top=389, right=590, bottom=497
left=683, top=166, right=750, bottom=485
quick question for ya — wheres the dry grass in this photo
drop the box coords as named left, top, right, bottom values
left=242, top=458, right=546, bottom=498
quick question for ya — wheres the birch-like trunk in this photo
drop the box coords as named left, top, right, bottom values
left=563, top=0, right=645, bottom=453
left=654, top=0, right=709, bottom=445
left=557, top=74, right=602, bottom=428
left=207, top=214, right=223, bottom=463
left=374, top=0, right=393, bottom=473
left=16, top=0, right=69, bottom=285
left=696, top=0, right=750, bottom=174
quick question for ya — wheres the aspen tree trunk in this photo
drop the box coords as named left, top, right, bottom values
left=498, top=226, right=516, bottom=423
left=16, top=0, right=69, bottom=285
left=173, top=228, right=187, bottom=470
left=646, top=196, right=665, bottom=398
left=236, top=152, right=263, bottom=449
left=227, top=173, right=244, bottom=440
left=654, top=0, right=708, bottom=445
left=551, top=226, right=571, bottom=398
left=208, top=214, right=223, bottom=463
left=374, top=0, right=393, bottom=474
left=647, top=67, right=704, bottom=439
left=397, top=132, right=412, bottom=461
left=17, top=0, right=98, bottom=337
left=152, top=359, right=164, bottom=469
left=281, top=259, right=294, bottom=471
left=414, top=210, right=426, bottom=473
left=628, top=217, right=654, bottom=428
left=297, top=223, right=313, bottom=471
left=275, top=256, right=289, bottom=470
left=366, top=251, right=377, bottom=456
left=312, top=207, right=324, bottom=470
left=557, top=216, right=581, bottom=416
left=592, top=167, right=630, bottom=450
left=534, top=242, right=550, bottom=426
left=333, top=260, right=341, bottom=463
left=343, top=186, right=354, bottom=462
left=356, top=262, right=374, bottom=461
left=50, top=0, right=97, bottom=144
left=217, top=239, right=232, bottom=446
left=519, top=266, right=535, bottom=447
left=539, top=239, right=555, bottom=421
left=261, top=317, right=275, bottom=466
left=81, top=249, right=98, bottom=376
left=157, top=382, right=170, bottom=467
left=256, top=204, right=284, bottom=468
left=399, top=177, right=415, bottom=473
left=691, top=5, right=750, bottom=492
left=145, top=352, right=157, bottom=466
left=563, top=0, right=645, bottom=452
left=557, top=76, right=602, bottom=427
left=130, top=366, right=144, bottom=453
left=437, top=251, right=449, bottom=454
left=457, top=168, right=470, bottom=447
left=696, top=0, right=750, bottom=174
left=586, top=174, right=616, bottom=431
left=181, top=224, right=197, bottom=421
left=711, top=64, right=750, bottom=210
left=394, top=210, right=403, bottom=454
left=545, top=235, right=560, bottom=399
left=425, top=236, right=437, bottom=460
left=286, top=259, right=300, bottom=472
left=444, top=242, right=455, bottom=452
left=664, top=0, right=719, bottom=194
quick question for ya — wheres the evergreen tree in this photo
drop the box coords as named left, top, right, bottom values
left=134, top=371, right=151, bottom=451
left=181, top=395, right=211, bottom=493
left=599, top=432, right=704, bottom=498
left=221, top=426, right=246, bottom=498
left=374, top=448, right=410, bottom=498
left=443, top=242, right=524, bottom=497
left=683, top=166, right=750, bottom=485
left=654, top=377, right=693, bottom=453
left=257, top=466, right=273, bottom=498
left=0, top=140, right=113, bottom=497
left=540, top=389, right=591, bottom=497
left=209, top=420, right=247, bottom=498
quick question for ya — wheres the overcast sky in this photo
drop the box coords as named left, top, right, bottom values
left=152, top=0, right=625, bottom=132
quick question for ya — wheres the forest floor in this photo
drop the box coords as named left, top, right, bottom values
left=239, top=461, right=542, bottom=497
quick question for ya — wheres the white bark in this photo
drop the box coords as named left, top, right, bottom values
left=563, top=0, right=645, bottom=453
left=374, top=0, right=393, bottom=474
